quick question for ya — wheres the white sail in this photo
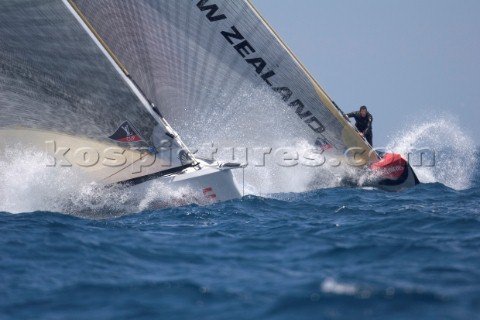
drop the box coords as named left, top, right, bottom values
left=68, top=0, right=421, bottom=191
left=0, top=0, right=197, bottom=184
left=69, top=0, right=379, bottom=166
left=0, top=0, right=418, bottom=197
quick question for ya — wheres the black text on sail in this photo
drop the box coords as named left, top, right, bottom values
left=194, top=0, right=326, bottom=134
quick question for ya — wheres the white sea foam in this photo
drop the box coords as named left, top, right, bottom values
left=187, top=93, right=477, bottom=192
left=1, top=109, right=474, bottom=216
left=385, top=115, right=477, bottom=190
left=178, top=84, right=479, bottom=193
left=181, top=85, right=343, bottom=194
left=321, top=278, right=358, bottom=296
left=0, top=145, right=197, bottom=217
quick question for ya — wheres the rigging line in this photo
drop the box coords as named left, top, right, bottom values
left=242, top=166, right=245, bottom=197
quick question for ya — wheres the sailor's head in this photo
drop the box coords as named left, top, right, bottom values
left=359, top=105, right=368, bottom=117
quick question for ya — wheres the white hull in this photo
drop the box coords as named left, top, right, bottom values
left=0, top=129, right=243, bottom=209
left=127, top=161, right=243, bottom=207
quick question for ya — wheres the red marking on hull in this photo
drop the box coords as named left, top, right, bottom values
left=203, top=187, right=217, bottom=200
left=371, top=153, right=406, bottom=179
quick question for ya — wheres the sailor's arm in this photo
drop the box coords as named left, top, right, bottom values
left=344, top=112, right=354, bottom=120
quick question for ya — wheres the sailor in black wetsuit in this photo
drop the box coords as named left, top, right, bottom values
left=345, top=105, right=373, bottom=146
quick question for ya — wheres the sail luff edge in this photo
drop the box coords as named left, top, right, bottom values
left=62, top=0, right=200, bottom=171
left=245, top=0, right=379, bottom=161
left=65, top=0, right=130, bottom=76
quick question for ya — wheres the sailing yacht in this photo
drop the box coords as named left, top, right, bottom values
left=64, top=0, right=418, bottom=191
left=0, top=0, right=243, bottom=206
left=0, top=0, right=418, bottom=210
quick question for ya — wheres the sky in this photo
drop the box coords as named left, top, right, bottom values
left=251, top=0, right=480, bottom=147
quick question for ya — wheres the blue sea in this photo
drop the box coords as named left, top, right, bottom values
left=1, top=160, right=479, bottom=320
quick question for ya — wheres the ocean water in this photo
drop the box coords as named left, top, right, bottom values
left=1, top=161, right=479, bottom=320
left=1, top=116, right=479, bottom=320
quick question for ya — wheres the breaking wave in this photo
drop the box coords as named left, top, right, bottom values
left=386, top=115, right=477, bottom=190
left=0, top=145, right=197, bottom=217
left=0, top=111, right=474, bottom=216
